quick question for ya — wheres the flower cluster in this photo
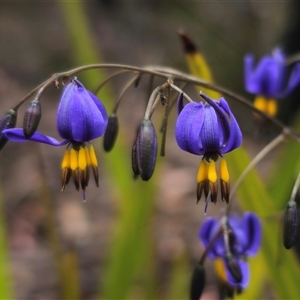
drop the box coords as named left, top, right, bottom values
left=175, top=93, right=242, bottom=209
left=200, top=212, right=261, bottom=297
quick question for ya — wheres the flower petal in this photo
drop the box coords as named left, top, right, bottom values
left=219, top=98, right=242, bottom=153
left=224, top=258, right=249, bottom=289
left=239, top=212, right=261, bottom=255
left=200, top=105, right=223, bottom=153
left=3, top=128, right=68, bottom=146
left=199, top=217, right=224, bottom=258
left=57, top=80, right=108, bottom=142
left=175, top=102, right=204, bottom=155
left=177, top=92, right=184, bottom=115
left=280, top=62, right=300, bottom=98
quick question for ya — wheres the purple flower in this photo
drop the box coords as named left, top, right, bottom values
left=175, top=93, right=242, bottom=156
left=244, top=49, right=300, bottom=99
left=199, top=212, right=261, bottom=291
left=3, top=79, right=108, bottom=198
left=175, top=93, right=242, bottom=205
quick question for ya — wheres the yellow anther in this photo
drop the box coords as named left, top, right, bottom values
left=78, top=147, right=87, bottom=170
left=219, top=159, right=229, bottom=183
left=89, top=145, right=98, bottom=167
left=70, top=148, right=78, bottom=171
left=266, top=98, right=278, bottom=117
left=85, top=147, right=90, bottom=165
left=197, top=160, right=208, bottom=183
left=61, top=149, right=70, bottom=170
left=208, top=161, right=217, bottom=183
left=254, top=95, right=268, bottom=112
left=214, top=258, right=227, bottom=283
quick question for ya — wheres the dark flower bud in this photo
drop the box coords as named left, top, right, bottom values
left=133, top=119, right=158, bottom=181
left=225, top=255, right=243, bottom=283
left=283, top=200, right=299, bottom=249
left=0, top=109, right=17, bottom=151
left=103, top=113, right=119, bottom=152
left=190, top=264, right=206, bottom=300
left=23, top=99, right=41, bottom=138
left=131, top=139, right=140, bottom=177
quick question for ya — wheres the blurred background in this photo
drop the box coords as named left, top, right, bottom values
left=0, top=1, right=300, bottom=299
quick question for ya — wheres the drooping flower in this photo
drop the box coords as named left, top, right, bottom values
left=3, top=79, right=108, bottom=199
left=244, top=49, right=300, bottom=117
left=199, top=212, right=261, bottom=297
left=175, top=93, right=242, bottom=207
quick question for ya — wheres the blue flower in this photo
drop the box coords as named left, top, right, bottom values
left=244, top=49, right=300, bottom=116
left=199, top=212, right=261, bottom=293
left=3, top=79, right=108, bottom=199
left=175, top=93, right=242, bottom=205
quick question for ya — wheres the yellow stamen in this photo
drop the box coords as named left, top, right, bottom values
left=89, top=145, right=98, bottom=167
left=266, top=98, right=277, bottom=117
left=219, top=159, right=229, bottom=183
left=254, top=95, right=278, bottom=117
left=78, top=147, right=87, bottom=170
left=85, top=147, right=91, bottom=165
left=208, top=161, right=217, bottom=183
left=61, top=149, right=70, bottom=169
left=214, top=258, right=227, bottom=283
left=197, top=160, right=208, bottom=183
left=70, top=148, right=78, bottom=171
left=253, top=95, right=268, bottom=112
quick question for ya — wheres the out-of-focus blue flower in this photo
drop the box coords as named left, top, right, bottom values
left=3, top=79, right=108, bottom=199
left=175, top=93, right=242, bottom=205
left=199, top=212, right=261, bottom=293
left=244, top=49, right=300, bottom=117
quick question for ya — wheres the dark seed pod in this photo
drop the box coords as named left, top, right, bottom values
left=135, top=119, right=158, bottom=181
left=190, top=264, right=206, bottom=300
left=23, top=99, right=42, bottom=138
left=0, top=109, right=17, bottom=151
left=225, top=255, right=243, bottom=283
left=283, top=200, right=299, bottom=249
left=103, top=113, right=119, bottom=152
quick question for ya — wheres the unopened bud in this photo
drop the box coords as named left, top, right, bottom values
left=283, top=200, right=299, bottom=249
left=23, top=99, right=41, bottom=138
left=131, top=139, right=139, bottom=178
left=133, top=119, right=158, bottom=181
left=0, top=109, right=17, bottom=151
left=225, top=255, right=243, bottom=283
left=190, top=264, right=206, bottom=300
left=103, top=113, right=119, bottom=152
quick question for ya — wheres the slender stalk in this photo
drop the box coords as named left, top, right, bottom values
left=170, top=83, right=193, bottom=103
left=113, top=74, right=141, bottom=113
left=290, top=168, right=300, bottom=201
left=94, top=70, right=131, bottom=95
left=228, top=133, right=286, bottom=212
left=144, top=81, right=171, bottom=120
left=9, top=63, right=300, bottom=142
left=160, top=87, right=170, bottom=157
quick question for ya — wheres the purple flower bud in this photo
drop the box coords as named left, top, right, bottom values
left=23, top=99, right=42, bottom=138
left=133, top=119, right=158, bottom=181
left=103, top=113, right=119, bottom=152
left=0, top=109, right=17, bottom=150
left=283, top=200, right=299, bottom=249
